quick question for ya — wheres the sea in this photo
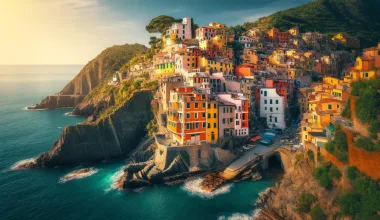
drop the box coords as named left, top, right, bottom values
left=0, top=65, right=279, bottom=220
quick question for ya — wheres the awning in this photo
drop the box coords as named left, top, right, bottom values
left=250, top=136, right=262, bottom=142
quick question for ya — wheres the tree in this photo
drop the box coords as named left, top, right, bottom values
left=355, top=89, right=380, bottom=124
left=346, top=166, right=359, bottom=181
left=310, top=205, right=327, bottom=220
left=149, top=36, right=158, bottom=47
left=297, top=192, right=317, bottom=213
left=145, top=15, right=180, bottom=34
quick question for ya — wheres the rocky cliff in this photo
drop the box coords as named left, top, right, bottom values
left=20, top=91, right=153, bottom=168
left=257, top=159, right=343, bottom=220
left=29, top=43, right=147, bottom=110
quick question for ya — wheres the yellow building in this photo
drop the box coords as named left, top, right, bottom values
left=155, top=62, right=175, bottom=75
left=198, top=57, right=233, bottom=74
left=322, top=77, right=342, bottom=86
left=206, top=100, right=218, bottom=143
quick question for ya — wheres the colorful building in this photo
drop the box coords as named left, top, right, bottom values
left=260, top=88, right=286, bottom=130
left=206, top=100, right=218, bottom=143
left=165, top=17, right=193, bottom=40
left=196, top=26, right=217, bottom=41
left=218, top=100, right=235, bottom=138
left=167, top=87, right=207, bottom=144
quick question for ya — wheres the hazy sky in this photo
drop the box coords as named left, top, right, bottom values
left=0, top=0, right=312, bottom=65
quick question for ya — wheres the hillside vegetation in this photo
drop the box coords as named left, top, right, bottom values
left=243, top=0, right=380, bottom=47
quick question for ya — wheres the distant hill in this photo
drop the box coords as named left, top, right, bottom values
left=60, top=43, right=147, bottom=95
left=243, top=0, right=380, bottom=48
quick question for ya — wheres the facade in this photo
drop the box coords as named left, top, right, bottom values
left=165, top=17, right=193, bottom=40
left=167, top=87, right=207, bottom=144
left=218, top=94, right=249, bottom=136
left=260, top=88, right=286, bottom=130
left=218, top=101, right=235, bottom=138
left=196, top=26, right=217, bottom=41
left=206, top=100, right=218, bottom=143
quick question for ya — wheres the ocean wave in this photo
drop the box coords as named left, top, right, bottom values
left=64, top=112, right=77, bottom=116
left=10, top=158, right=36, bottom=170
left=218, top=213, right=254, bottom=220
left=105, top=169, right=125, bottom=192
left=23, top=106, right=46, bottom=111
left=182, top=177, right=233, bottom=199
left=59, top=167, right=99, bottom=183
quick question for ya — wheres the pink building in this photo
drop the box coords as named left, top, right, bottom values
left=196, top=26, right=217, bottom=41
left=218, top=93, right=249, bottom=136
left=166, top=17, right=193, bottom=40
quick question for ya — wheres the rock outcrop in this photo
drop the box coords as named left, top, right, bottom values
left=21, top=91, right=153, bottom=168
left=29, top=43, right=147, bottom=110
left=257, top=159, right=342, bottom=220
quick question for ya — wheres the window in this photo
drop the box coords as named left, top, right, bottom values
left=236, top=113, right=238, bottom=119
left=208, top=113, right=211, bottom=118
left=195, top=103, right=198, bottom=108
left=202, top=112, right=205, bottom=118
left=337, top=105, right=340, bottom=109
left=208, top=123, right=210, bottom=128
left=223, top=108, right=226, bottom=113
left=195, top=123, right=199, bottom=129
left=275, top=117, right=278, bottom=123
left=276, top=100, right=279, bottom=104
left=264, top=91, right=267, bottom=96
left=230, top=118, right=233, bottom=122
left=202, top=103, right=205, bottom=108
left=230, top=108, right=232, bottom=113
left=260, top=90, right=263, bottom=94
left=187, top=103, right=190, bottom=109
left=187, top=123, right=191, bottom=129
left=208, top=103, right=210, bottom=108
left=303, top=127, right=306, bottom=131
left=186, top=113, right=190, bottom=118
left=364, top=72, right=368, bottom=78
left=214, top=113, right=217, bottom=118
left=276, top=107, right=279, bottom=110
left=270, top=107, right=273, bottom=112
left=222, top=119, right=225, bottom=124
left=195, top=113, right=198, bottom=118
left=214, top=123, right=216, bottom=128
left=328, top=104, right=332, bottom=110
left=214, top=104, right=216, bottom=108
left=270, top=99, right=273, bottom=104
left=236, top=121, right=240, bottom=125
left=203, top=122, right=206, bottom=128
left=265, top=107, right=267, bottom=110
left=264, top=100, right=267, bottom=104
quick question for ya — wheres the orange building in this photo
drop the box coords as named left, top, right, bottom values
left=267, top=28, right=290, bottom=44
left=167, top=87, right=208, bottom=144
left=235, top=64, right=253, bottom=77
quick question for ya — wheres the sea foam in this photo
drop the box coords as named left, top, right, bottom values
left=59, top=167, right=99, bottom=183
left=182, top=177, right=233, bottom=199
left=10, top=158, right=36, bottom=170
left=218, top=213, right=254, bottom=220
left=105, top=169, right=125, bottom=192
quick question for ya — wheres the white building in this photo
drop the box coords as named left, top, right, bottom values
left=166, top=17, right=192, bottom=40
left=260, top=88, right=286, bottom=130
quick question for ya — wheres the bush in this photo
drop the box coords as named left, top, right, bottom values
left=307, top=149, right=315, bottom=162
left=334, top=130, right=348, bottom=152
left=355, top=88, right=379, bottom=124
left=310, top=205, right=327, bottom=220
left=356, top=137, right=377, bottom=151
left=313, top=163, right=341, bottom=190
left=134, top=80, right=142, bottom=90
left=346, top=166, right=358, bottom=181
left=296, top=192, right=317, bottom=213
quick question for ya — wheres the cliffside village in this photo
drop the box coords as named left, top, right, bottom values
left=113, top=18, right=379, bottom=176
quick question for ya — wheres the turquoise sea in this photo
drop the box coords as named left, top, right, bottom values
left=0, top=65, right=278, bottom=220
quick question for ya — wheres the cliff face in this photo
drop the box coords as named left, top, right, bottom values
left=30, top=43, right=147, bottom=110
left=258, top=159, right=343, bottom=220
left=23, top=91, right=153, bottom=167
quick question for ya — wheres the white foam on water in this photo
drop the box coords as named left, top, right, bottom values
left=104, top=169, right=125, bottom=192
left=57, top=127, right=63, bottom=129
left=218, top=213, right=254, bottom=220
left=59, top=167, right=99, bottom=183
left=182, top=177, right=233, bottom=199
left=10, top=158, right=36, bottom=170
left=23, top=106, right=47, bottom=111
left=252, top=209, right=262, bottom=219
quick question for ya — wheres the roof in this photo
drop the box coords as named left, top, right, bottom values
left=218, top=100, right=235, bottom=106
left=309, top=132, right=326, bottom=138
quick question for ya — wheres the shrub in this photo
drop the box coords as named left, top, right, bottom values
left=134, top=80, right=142, bottom=90
left=313, top=163, right=341, bottom=190
left=355, top=88, right=379, bottom=124
left=296, top=192, right=317, bottom=213
left=346, top=166, right=358, bottom=181
left=307, top=149, right=315, bottom=162
left=356, top=137, right=377, bottom=151
left=334, top=130, right=348, bottom=152
left=310, top=205, right=327, bottom=220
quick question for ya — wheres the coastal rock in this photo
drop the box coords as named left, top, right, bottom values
left=28, top=95, right=85, bottom=110
left=20, top=91, right=153, bottom=168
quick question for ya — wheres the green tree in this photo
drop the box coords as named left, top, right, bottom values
left=296, top=192, right=317, bottom=213
left=346, top=166, right=359, bottom=181
left=356, top=137, right=377, bottom=151
left=145, top=15, right=180, bottom=34
left=310, top=205, right=327, bottom=220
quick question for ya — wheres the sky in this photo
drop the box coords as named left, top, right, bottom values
left=0, top=0, right=313, bottom=65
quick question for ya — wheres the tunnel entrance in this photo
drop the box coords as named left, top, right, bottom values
left=264, top=153, right=284, bottom=179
